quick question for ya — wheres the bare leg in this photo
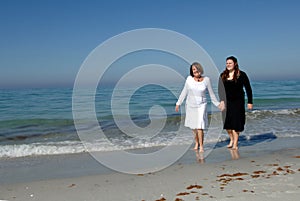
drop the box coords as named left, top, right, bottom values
left=226, top=129, right=233, bottom=148
left=193, top=129, right=199, bottom=150
left=231, top=130, right=240, bottom=150
left=198, top=129, right=204, bottom=152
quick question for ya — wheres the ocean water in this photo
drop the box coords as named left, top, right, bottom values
left=0, top=80, right=300, bottom=158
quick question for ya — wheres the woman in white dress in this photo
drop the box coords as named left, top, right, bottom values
left=175, top=62, right=222, bottom=152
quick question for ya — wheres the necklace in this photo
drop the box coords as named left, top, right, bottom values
left=195, top=76, right=202, bottom=82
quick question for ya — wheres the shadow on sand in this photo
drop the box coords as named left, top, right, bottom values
left=214, top=132, right=277, bottom=148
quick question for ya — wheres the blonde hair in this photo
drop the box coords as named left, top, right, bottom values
left=190, top=62, right=204, bottom=76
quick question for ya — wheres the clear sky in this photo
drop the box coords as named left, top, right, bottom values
left=1, top=0, right=300, bottom=89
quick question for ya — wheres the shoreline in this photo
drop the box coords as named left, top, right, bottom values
left=1, top=136, right=300, bottom=184
left=0, top=137, right=299, bottom=200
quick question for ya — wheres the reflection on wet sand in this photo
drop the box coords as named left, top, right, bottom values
left=230, top=149, right=240, bottom=160
left=195, top=150, right=205, bottom=164
left=193, top=148, right=240, bottom=164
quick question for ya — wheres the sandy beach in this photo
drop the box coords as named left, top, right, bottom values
left=1, top=137, right=299, bottom=201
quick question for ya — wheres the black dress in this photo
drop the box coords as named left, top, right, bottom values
left=218, top=71, right=253, bottom=132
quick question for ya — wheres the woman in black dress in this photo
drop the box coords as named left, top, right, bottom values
left=218, top=56, right=253, bottom=150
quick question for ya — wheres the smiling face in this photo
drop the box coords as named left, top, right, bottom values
left=192, top=65, right=201, bottom=77
left=226, top=59, right=236, bottom=71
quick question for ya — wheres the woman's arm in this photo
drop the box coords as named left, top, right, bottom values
left=217, top=75, right=226, bottom=111
left=218, top=75, right=226, bottom=102
left=206, top=77, right=220, bottom=107
left=242, top=72, right=253, bottom=109
left=175, top=78, right=188, bottom=112
left=242, top=72, right=253, bottom=103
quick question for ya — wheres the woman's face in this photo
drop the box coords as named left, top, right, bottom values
left=192, top=66, right=201, bottom=77
left=226, top=59, right=235, bottom=71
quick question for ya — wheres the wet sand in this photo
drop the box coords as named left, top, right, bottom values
left=0, top=137, right=299, bottom=201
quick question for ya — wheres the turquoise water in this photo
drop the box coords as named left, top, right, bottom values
left=0, top=80, right=300, bottom=158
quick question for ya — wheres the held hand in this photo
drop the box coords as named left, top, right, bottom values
left=247, top=103, right=253, bottom=110
left=218, top=101, right=226, bottom=111
left=175, top=105, right=180, bottom=112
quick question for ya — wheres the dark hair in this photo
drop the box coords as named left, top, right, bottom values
left=189, top=62, right=204, bottom=77
left=221, top=56, right=240, bottom=81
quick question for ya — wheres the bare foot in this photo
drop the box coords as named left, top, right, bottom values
left=231, top=146, right=239, bottom=150
left=199, top=146, right=204, bottom=152
left=227, top=141, right=233, bottom=148
left=193, top=144, right=199, bottom=150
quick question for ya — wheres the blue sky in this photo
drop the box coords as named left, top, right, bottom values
left=1, top=0, right=300, bottom=88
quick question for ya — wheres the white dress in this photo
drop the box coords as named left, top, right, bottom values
left=176, top=76, right=220, bottom=129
